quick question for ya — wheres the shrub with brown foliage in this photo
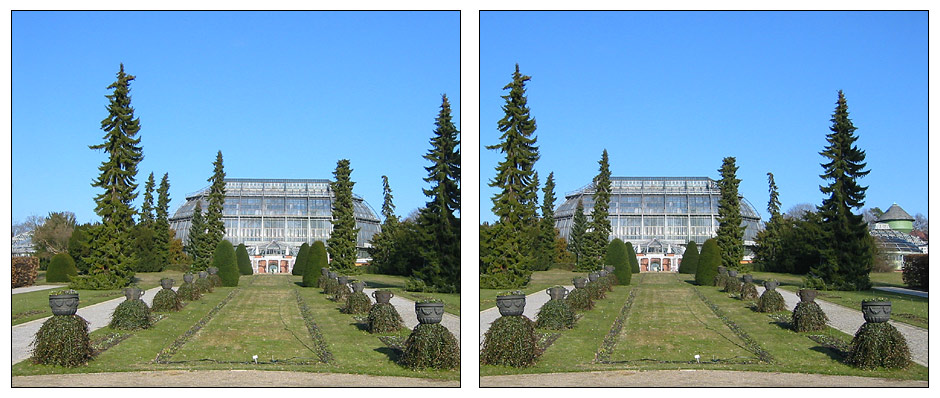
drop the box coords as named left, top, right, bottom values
left=12, top=256, right=39, bottom=288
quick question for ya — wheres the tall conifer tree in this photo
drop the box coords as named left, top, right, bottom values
left=154, top=173, right=172, bottom=268
left=140, top=173, right=156, bottom=226
left=815, top=91, right=873, bottom=290
left=754, top=172, right=784, bottom=270
left=368, top=176, right=400, bottom=275
left=716, top=156, right=744, bottom=271
left=580, top=150, right=611, bottom=271
left=568, top=198, right=588, bottom=268
left=205, top=151, right=226, bottom=251
left=533, top=172, right=558, bottom=270
left=327, top=159, right=359, bottom=273
left=187, top=201, right=209, bottom=270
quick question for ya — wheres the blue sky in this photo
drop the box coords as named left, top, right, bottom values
left=11, top=11, right=459, bottom=225
left=480, top=11, right=927, bottom=224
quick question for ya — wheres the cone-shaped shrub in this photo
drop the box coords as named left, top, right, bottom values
left=586, top=281, right=606, bottom=300
left=566, top=288, right=594, bottom=311
left=480, top=315, right=537, bottom=367
left=177, top=282, right=201, bottom=301
left=208, top=274, right=222, bottom=288
left=343, top=292, right=371, bottom=314
left=626, top=242, right=640, bottom=273
left=401, top=323, right=460, bottom=369
left=195, top=277, right=212, bottom=294
left=214, top=240, right=239, bottom=287
left=292, top=243, right=310, bottom=276
left=535, top=299, right=576, bottom=330
left=678, top=241, right=699, bottom=274
left=46, top=253, right=79, bottom=283
left=30, top=314, right=93, bottom=367
left=236, top=243, right=253, bottom=275
left=322, top=277, right=338, bottom=294
left=368, top=302, right=404, bottom=333
left=152, top=288, right=182, bottom=312
left=305, top=241, right=327, bottom=288
left=109, top=299, right=152, bottom=330
left=331, top=284, right=351, bottom=302
left=757, top=289, right=786, bottom=312
left=740, top=283, right=758, bottom=300
left=723, top=277, right=741, bottom=294
left=607, top=239, right=631, bottom=285
left=791, top=301, right=828, bottom=332
left=695, top=238, right=720, bottom=286
left=846, top=322, right=911, bottom=369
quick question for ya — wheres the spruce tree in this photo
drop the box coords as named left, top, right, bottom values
left=415, top=94, right=461, bottom=292
left=154, top=173, right=172, bottom=268
left=695, top=238, right=721, bottom=286
left=236, top=243, right=253, bottom=275
left=568, top=198, right=588, bottom=268
left=368, top=176, right=400, bottom=275
left=327, top=159, right=359, bottom=274
left=754, top=172, right=784, bottom=271
left=186, top=202, right=210, bottom=270
left=292, top=242, right=310, bottom=276
left=678, top=240, right=699, bottom=274
left=533, top=172, right=559, bottom=271
left=815, top=91, right=874, bottom=291
left=715, top=156, right=744, bottom=271
left=139, top=173, right=156, bottom=226
left=580, top=150, right=611, bottom=271
left=205, top=151, right=227, bottom=251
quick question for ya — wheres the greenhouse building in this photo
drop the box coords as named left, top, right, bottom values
left=169, top=178, right=381, bottom=274
left=554, top=177, right=762, bottom=272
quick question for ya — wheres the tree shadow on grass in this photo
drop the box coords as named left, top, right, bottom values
left=364, top=281, right=400, bottom=289
left=809, top=345, right=847, bottom=362
left=374, top=346, right=403, bottom=363
left=350, top=319, right=370, bottom=332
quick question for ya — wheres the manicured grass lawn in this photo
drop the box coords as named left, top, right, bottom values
left=750, top=271, right=928, bottom=330
left=355, top=273, right=460, bottom=316
left=12, top=270, right=187, bottom=326
left=481, top=272, right=927, bottom=381
left=480, top=268, right=588, bottom=311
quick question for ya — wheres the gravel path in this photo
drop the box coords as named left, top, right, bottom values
left=362, top=288, right=460, bottom=340
left=480, top=369, right=927, bottom=387
left=12, top=284, right=67, bottom=294
left=873, top=286, right=928, bottom=298
left=758, top=286, right=928, bottom=367
left=12, top=370, right=459, bottom=387
left=12, top=286, right=169, bottom=365
left=479, top=285, right=575, bottom=344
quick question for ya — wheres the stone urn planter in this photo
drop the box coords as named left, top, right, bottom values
left=728, top=270, right=738, bottom=278
left=351, top=281, right=365, bottom=293
left=183, top=273, right=194, bottom=284
left=496, top=294, right=526, bottom=316
left=372, top=290, right=394, bottom=304
left=861, top=300, right=892, bottom=323
left=123, top=287, right=145, bottom=301
left=49, top=292, right=80, bottom=316
left=415, top=302, right=444, bottom=324
left=573, top=277, right=587, bottom=289
left=763, top=280, right=780, bottom=290
left=546, top=286, right=569, bottom=300
left=337, top=276, right=349, bottom=285
left=321, top=268, right=329, bottom=277
left=588, top=272, right=600, bottom=282
left=604, top=265, right=615, bottom=273
left=742, top=274, right=754, bottom=284
left=599, top=270, right=609, bottom=277
left=198, top=271, right=208, bottom=279
left=208, top=267, right=218, bottom=275
left=798, top=289, right=817, bottom=302
left=160, top=278, right=174, bottom=290
left=328, top=271, right=337, bottom=280
left=718, top=266, right=727, bottom=276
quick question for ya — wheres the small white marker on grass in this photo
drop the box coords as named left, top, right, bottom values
left=694, top=354, right=700, bottom=363
left=252, top=355, right=258, bottom=364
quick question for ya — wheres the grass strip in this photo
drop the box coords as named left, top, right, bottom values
left=293, top=289, right=334, bottom=364
left=692, top=286, right=775, bottom=364
left=152, top=288, right=240, bottom=364
left=594, top=287, right=637, bottom=364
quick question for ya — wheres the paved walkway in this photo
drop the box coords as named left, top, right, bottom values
left=479, top=285, right=574, bottom=344
left=873, top=286, right=928, bottom=298
left=12, top=284, right=66, bottom=294
left=481, top=369, right=927, bottom=387
left=758, top=286, right=928, bottom=367
left=361, top=288, right=460, bottom=340
left=13, top=370, right=459, bottom=387
left=12, top=286, right=167, bottom=364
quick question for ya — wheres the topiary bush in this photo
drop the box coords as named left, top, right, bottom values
left=678, top=240, right=699, bottom=274
left=586, top=281, right=606, bottom=300
left=480, top=315, right=537, bottom=367
left=694, top=238, right=720, bottom=286
left=902, top=254, right=928, bottom=290
left=151, top=288, right=182, bottom=312
left=566, top=288, right=594, bottom=311
left=791, top=301, right=828, bottom=332
left=331, top=284, right=351, bottom=302
left=626, top=242, right=640, bottom=274
left=194, top=277, right=212, bottom=294
left=208, top=274, right=222, bottom=288
left=235, top=243, right=253, bottom=276
left=343, top=292, right=371, bottom=314
left=177, top=282, right=201, bottom=301
left=723, top=277, right=741, bottom=294
left=368, top=302, right=404, bottom=333
left=46, top=253, right=79, bottom=283
left=739, top=283, right=758, bottom=300
left=606, top=239, right=631, bottom=285
left=535, top=299, right=576, bottom=330
left=108, top=299, right=152, bottom=330
left=292, top=242, right=310, bottom=276
left=30, top=314, right=93, bottom=367
left=322, top=277, right=338, bottom=294
left=305, top=241, right=328, bottom=288
left=213, top=240, right=239, bottom=287
left=400, top=323, right=460, bottom=370
left=846, top=322, right=911, bottom=369
left=757, top=289, right=787, bottom=313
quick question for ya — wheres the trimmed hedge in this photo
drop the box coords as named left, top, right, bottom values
left=606, top=239, right=631, bottom=285
left=757, top=289, right=786, bottom=313
left=626, top=242, right=640, bottom=273
left=678, top=240, right=699, bottom=274
left=480, top=315, right=537, bottom=367
left=108, top=299, right=152, bottom=330
left=343, top=292, right=371, bottom=314
left=30, top=314, right=93, bottom=367
left=535, top=299, right=576, bottom=330
left=566, top=288, right=594, bottom=311
left=791, top=301, right=828, bottom=332
left=305, top=241, right=327, bottom=288
left=400, top=323, right=460, bottom=370
left=292, top=242, right=310, bottom=276
left=846, top=322, right=911, bottom=369
left=902, top=254, right=928, bottom=290
left=152, top=289, right=183, bottom=312
left=695, top=238, right=720, bottom=286
left=368, top=302, right=404, bottom=334
left=236, top=243, right=253, bottom=275
left=46, top=253, right=79, bottom=283
left=214, top=240, right=239, bottom=287
left=12, top=256, right=39, bottom=288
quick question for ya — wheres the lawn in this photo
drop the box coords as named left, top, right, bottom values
left=481, top=272, right=927, bottom=381
left=12, top=270, right=187, bottom=326
left=354, top=273, right=461, bottom=316
left=480, top=268, right=587, bottom=311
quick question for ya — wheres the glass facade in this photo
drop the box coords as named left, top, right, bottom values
left=169, top=178, right=381, bottom=259
left=555, top=177, right=763, bottom=255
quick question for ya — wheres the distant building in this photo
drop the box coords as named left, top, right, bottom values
left=12, top=231, right=35, bottom=257
left=870, top=203, right=926, bottom=269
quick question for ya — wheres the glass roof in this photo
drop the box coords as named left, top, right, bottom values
left=871, top=229, right=925, bottom=254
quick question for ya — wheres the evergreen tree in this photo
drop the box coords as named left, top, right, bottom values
left=678, top=240, right=699, bottom=274
left=305, top=241, right=328, bottom=287
left=292, top=243, right=310, bottom=276
left=213, top=240, right=239, bottom=287
left=415, top=95, right=461, bottom=292
left=568, top=198, right=588, bottom=268
left=607, top=238, right=631, bottom=285
left=815, top=91, right=874, bottom=291
left=186, top=202, right=210, bottom=270
left=236, top=243, right=253, bottom=275
left=85, top=63, right=143, bottom=288
left=368, top=176, right=402, bottom=275
left=695, top=238, right=721, bottom=286
left=715, top=156, right=744, bottom=271
left=130, top=224, right=162, bottom=272
left=68, top=223, right=94, bottom=273
left=625, top=241, right=640, bottom=273
left=533, top=172, right=559, bottom=271
left=205, top=151, right=227, bottom=251
left=754, top=172, right=785, bottom=271
left=154, top=173, right=172, bottom=269
left=139, top=173, right=155, bottom=226
left=580, top=150, right=611, bottom=271
left=47, top=253, right=79, bottom=283
left=327, top=159, right=359, bottom=274
left=381, top=175, right=397, bottom=222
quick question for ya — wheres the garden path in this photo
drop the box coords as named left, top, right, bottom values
left=361, top=288, right=460, bottom=340
left=873, top=286, right=928, bottom=298
left=11, top=286, right=169, bottom=364
left=12, top=284, right=67, bottom=294
left=756, top=285, right=928, bottom=367
left=478, top=285, right=575, bottom=344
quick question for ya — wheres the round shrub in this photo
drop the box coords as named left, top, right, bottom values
left=535, top=299, right=576, bottom=330
left=739, top=283, right=758, bottom=300
left=791, top=301, right=828, bottom=332
left=400, top=323, right=459, bottom=370
left=368, top=302, right=404, bottom=333
left=177, top=282, right=201, bottom=301
left=46, top=253, right=79, bottom=283
left=480, top=315, right=537, bottom=367
left=757, top=289, right=787, bottom=313
left=30, top=314, right=93, bottom=367
left=343, top=292, right=371, bottom=314
left=151, top=288, right=182, bottom=312
left=194, top=277, right=213, bottom=294
left=846, top=322, right=911, bottom=369
left=566, top=288, right=594, bottom=311
left=108, top=299, right=152, bottom=330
